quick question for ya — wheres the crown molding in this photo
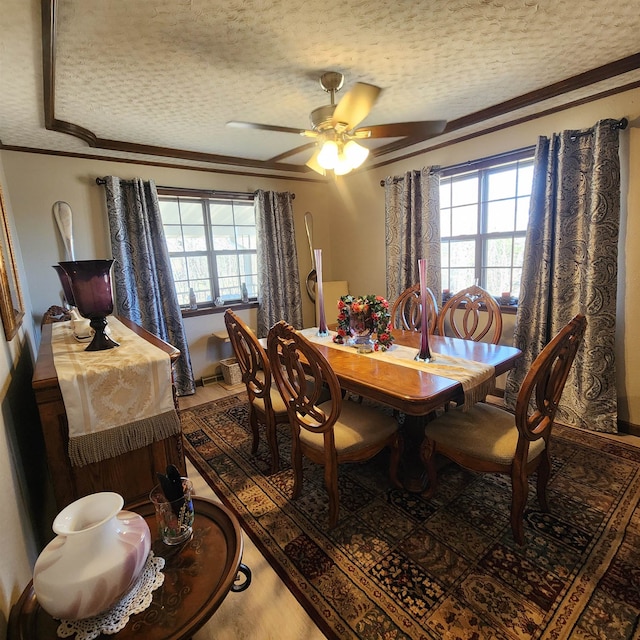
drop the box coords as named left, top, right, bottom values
left=40, top=0, right=640, bottom=176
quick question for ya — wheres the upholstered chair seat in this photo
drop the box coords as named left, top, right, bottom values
left=299, top=400, right=399, bottom=455
left=424, top=403, right=546, bottom=465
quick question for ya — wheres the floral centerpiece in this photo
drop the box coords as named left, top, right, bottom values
left=333, top=294, right=394, bottom=351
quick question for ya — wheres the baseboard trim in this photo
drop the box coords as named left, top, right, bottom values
left=496, top=389, right=639, bottom=436
left=617, top=419, right=640, bottom=437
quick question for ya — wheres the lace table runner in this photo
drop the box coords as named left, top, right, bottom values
left=52, top=317, right=180, bottom=466
left=56, top=552, right=165, bottom=640
left=301, top=328, right=495, bottom=411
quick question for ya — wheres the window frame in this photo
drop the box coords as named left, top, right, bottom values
left=439, top=148, right=534, bottom=305
left=157, top=187, right=257, bottom=313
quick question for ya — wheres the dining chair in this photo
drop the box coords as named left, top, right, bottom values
left=436, top=284, right=503, bottom=344
left=390, top=284, right=438, bottom=333
left=267, top=320, right=403, bottom=528
left=421, top=313, right=587, bottom=545
left=224, top=309, right=289, bottom=474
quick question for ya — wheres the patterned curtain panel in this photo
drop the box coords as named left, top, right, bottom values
left=384, top=167, right=441, bottom=305
left=504, top=120, right=622, bottom=433
left=254, top=190, right=303, bottom=338
left=102, top=176, right=196, bottom=397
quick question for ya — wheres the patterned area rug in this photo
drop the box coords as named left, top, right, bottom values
left=180, top=393, right=640, bottom=639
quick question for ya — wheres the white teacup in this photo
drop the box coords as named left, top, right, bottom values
left=72, top=318, right=93, bottom=338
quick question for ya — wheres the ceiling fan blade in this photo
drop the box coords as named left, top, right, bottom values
left=331, top=82, right=382, bottom=130
left=357, top=120, right=448, bottom=139
left=226, top=121, right=307, bottom=135
left=268, top=141, right=317, bottom=163
left=305, top=148, right=326, bottom=176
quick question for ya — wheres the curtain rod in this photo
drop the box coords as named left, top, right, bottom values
left=570, top=116, right=628, bottom=140
left=379, top=145, right=535, bottom=187
left=379, top=117, right=628, bottom=187
left=95, top=178, right=295, bottom=200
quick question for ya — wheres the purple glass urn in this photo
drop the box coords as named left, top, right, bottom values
left=52, top=264, right=76, bottom=308
left=58, top=259, right=120, bottom=351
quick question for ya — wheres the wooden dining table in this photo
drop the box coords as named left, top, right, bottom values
left=298, top=328, right=522, bottom=491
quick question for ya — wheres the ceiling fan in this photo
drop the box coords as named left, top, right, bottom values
left=227, top=71, right=447, bottom=175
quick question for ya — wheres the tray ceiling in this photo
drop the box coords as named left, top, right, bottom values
left=1, top=0, right=639, bottom=178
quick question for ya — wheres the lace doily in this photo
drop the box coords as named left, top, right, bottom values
left=56, top=552, right=165, bottom=640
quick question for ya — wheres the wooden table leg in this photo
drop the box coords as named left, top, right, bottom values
left=399, top=413, right=431, bottom=493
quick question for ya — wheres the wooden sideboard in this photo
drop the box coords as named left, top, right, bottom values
left=33, top=317, right=186, bottom=510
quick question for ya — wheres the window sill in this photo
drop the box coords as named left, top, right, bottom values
left=181, top=301, right=258, bottom=318
left=441, top=298, right=518, bottom=316
left=499, top=304, right=517, bottom=315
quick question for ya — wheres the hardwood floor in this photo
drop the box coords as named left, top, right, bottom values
left=180, top=384, right=326, bottom=640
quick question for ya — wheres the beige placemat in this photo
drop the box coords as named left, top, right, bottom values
left=52, top=317, right=180, bottom=466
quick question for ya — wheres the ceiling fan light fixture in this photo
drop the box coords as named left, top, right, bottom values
left=316, top=137, right=369, bottom=175
left=333, top=152, right=353, bottom=176
left=317, top=140, right=339, bottom=170
left=228, top=71, right=448, bottom=175
left=343, top=140, right=369, bottom=168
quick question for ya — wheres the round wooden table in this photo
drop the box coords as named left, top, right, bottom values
left=8, top=497, right=251, bottom=639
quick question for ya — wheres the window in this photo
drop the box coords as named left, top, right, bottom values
left=439, top=153, right=534, bottom=301
left=158, top=191, right=257, bottom=308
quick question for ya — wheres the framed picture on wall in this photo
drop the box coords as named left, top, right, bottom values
left=0, top=183, right=24, bottom=340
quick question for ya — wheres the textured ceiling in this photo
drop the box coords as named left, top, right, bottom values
left=1, top=0, right=640, bottom=177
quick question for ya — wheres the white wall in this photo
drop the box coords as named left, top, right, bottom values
left=0, top=157, right=55, bottom=636
left=621, top=125, right=640, bottom=423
